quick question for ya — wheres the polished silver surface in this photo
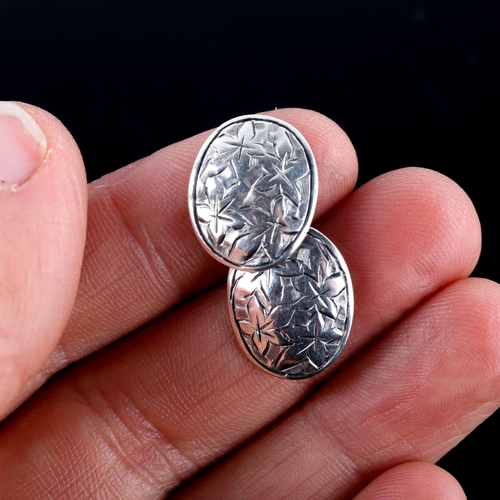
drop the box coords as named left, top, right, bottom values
left=189, top=115, right=318, bottom=271
left=228, top=228, right=353, bottom=379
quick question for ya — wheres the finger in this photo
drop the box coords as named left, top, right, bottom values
left=174, top=279, right=500, bottom=500
left=352, top=462, right=466, bottom=500
left=318, top=166, right=481, bottom=355
left=0, top=168, right=481, bottom=498
left=0, top=102, right=86, bottom=413
left=10, top=108, right=358, bottom=413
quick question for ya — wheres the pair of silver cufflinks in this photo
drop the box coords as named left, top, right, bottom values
left=188, top=115, right=353, bottom=379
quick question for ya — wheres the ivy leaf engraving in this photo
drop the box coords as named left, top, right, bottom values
left=284, top=319, right=342, bottom=369
left=197, top=197, right=242, bottom=246
left=215, top=120, right=268, bottom=162
left=259, top=126, right=310, bottom=206
left=244, top=195, right=300, bottom=265
left=240, top=310, right=291, bottom=356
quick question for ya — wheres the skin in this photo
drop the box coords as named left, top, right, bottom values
left=0, top=104, right=498, bottom=499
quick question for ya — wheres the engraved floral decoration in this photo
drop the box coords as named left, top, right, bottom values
left=230, top=230, right=352, bottom=378
left=194, top=118, right=313, bottom=269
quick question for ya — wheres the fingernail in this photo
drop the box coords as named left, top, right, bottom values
left=0, top=102, right=47, bottom=189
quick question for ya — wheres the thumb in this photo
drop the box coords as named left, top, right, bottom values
left=0, top=102, right=87, bottom=413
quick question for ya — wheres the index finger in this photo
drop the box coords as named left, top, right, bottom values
left=10, top=108, right=358, bottom=414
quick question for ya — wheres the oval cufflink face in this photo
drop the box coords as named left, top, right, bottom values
left=188, top=115, right=318, bottom=271
left=228, top=228, right=353, bottom=379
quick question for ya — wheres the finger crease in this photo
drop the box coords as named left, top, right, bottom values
left=71, top=372, right=196, bottom=496
left=102, top=184, right=181, bottom=306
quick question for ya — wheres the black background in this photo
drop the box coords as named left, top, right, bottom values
left=0, top=0, right=498, bottom=497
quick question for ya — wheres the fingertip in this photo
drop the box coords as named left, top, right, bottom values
left=428, top=277, right=500, bottom=402
left=353, top=462, right=466, bottom=500
left=336, top=165, right=482, bottom=287
left=365, top=166, right=481, bottom=260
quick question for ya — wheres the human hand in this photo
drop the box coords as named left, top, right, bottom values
left=0, top=103, right=498, bottom=499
